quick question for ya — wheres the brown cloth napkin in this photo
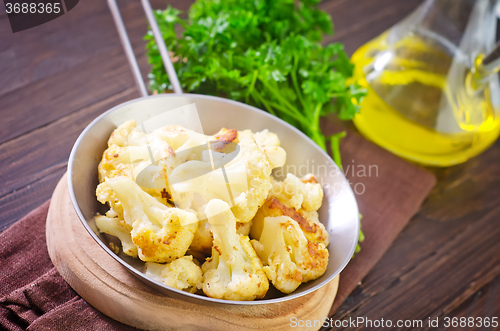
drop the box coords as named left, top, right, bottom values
left=0, top=129, right=435, bottom=330
left=0, top=201, right=137, bottom=331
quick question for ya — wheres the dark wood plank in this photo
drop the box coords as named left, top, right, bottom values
left=422, top=158, right=500, bottom=223
left=0, top=0, right=150, bottom=144
left=0, top=0, right=191, bottom=96
left=0, top=87, right=137, bottom=200
left=0, top=0, right=118, bottom=97
left=328, top=206, right=500, bottom=329
left=321, top=0, right=424, bottom=54
left=0, top=47, right=137, bottom=144
left=325, top=137, right=500, bottom=328
left=0, top=167, right=65, bottom=232
left=442, top=274, right=500, bottom=331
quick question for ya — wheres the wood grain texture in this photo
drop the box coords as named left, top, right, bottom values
left=326, top=138, right=500, bottom=329
left=0, top=87, right=137, bottom=198
left=1, top=0, right=499, bottom=328
left=443, top=274, right=500, bottom=331
left=0, top=4, right=139, bottom=144
left=0, top=167, right=65, bottom=232
left=321, top=0, right=423, bottom=54
left=46, top=174, right=339, bottom=331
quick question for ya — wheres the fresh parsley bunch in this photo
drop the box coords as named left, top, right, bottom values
left=145, top=0, right=365, bottom=152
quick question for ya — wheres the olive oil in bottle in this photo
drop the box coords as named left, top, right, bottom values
left=350, top=0, right=500, bottom=167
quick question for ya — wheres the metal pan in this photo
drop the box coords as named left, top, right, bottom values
left=67, top=0, right=359, bottom=306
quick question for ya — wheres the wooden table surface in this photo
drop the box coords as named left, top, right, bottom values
left=1, top=0, right=499, bottom=329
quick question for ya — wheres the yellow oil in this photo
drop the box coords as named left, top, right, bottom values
left=351, top=34, right=500, bottom=166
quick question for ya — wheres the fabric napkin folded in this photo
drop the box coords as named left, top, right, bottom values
left=0, top=201, right=138, bottom=331
left=0, top=128, right=435, bottom=330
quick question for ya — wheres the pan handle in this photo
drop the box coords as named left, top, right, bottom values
left=107, top=0, right=183, bottom=96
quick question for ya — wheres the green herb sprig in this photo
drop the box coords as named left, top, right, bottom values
left=329, top=131, right=365, bottom=256
left=145, top=0, right=365, bottom=152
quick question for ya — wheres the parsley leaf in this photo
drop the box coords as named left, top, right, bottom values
left=145, top=0, right=366, bottom=153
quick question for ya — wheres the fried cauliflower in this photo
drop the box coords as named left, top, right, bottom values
left=144, top=256, right=203, bottom=293
left=101, top=176, right=198, bottom=263
left=201, top=199, right=269, bottom=301
left=253, top=129, right=286, bottom=169
left=95, top=121, right=331, bottom=301
left=229, top=130, right=275, bottom=222
left=251, top=216, right=329, bottom=294
left=99, top=120, right=173, bottom=189
left=189, top=218, right=254, bottom=258
left=270, top=173, right=323, bottom=211
left=188, top=218, right=213, bottom=257
left=97, top=145, right=136, bottom=182
left=251, top=196, right=329, bottom=247
left=95, top=215, right=138, bottom=257
left=167, top=129, right=276, bottom=223
left=107, top=119, right=139, bottom=147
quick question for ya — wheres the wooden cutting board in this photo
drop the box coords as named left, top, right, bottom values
left=46, top=174, right=339, bottom=331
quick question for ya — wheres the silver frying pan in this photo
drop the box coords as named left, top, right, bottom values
left=67, top=0, right=359, bottom=306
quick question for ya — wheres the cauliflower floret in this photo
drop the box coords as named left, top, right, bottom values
left=201, top=199, right=269, bottom=301
left=96, top=182, right=124, bottom=219
left=144, top=256, right=203, bottom=293
left=212, top=127, right=239, bottom=153
left=253, top=129, right=286, bottom=169
left=105, top=126, right=281, bottom=226
left=106, top=119, right=154, bottom=147
left=102, top=120, right=172, bottom=187
left=189, top=218, right=213, bottom=257
left=189, top=218, right=253, bottom=258
left=251, top=196, right=329, bottom=247
left=150, top=125, right=191, bottom=150
left=270, top=174, right=323, bottom=211
left=300, top=209, right=319, bottom=224
left=98, top=145, right=136, bottom=182
left=107, top=120, right=137, bottom=147
left=104, top=176, right=198, bottom=263
left=230, top=130, right=274, bottom=222
left=95, top=215, right=138, bottom=257
left=236, top=220, right=252, bottom=236
left=167, top=129, right=274, bottom=223
left=251, top=216, right=328, bottom=294
left=253, top=129, right=280, bottom=147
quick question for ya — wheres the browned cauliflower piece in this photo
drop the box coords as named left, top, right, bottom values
left=229, top=130, right=274, bottom=222
left=103, top=176, right=198, bottom=263
left=144, top=256, right=203, bottom=293
left=97, top=145, right=135, bottom=182
left=251, top=196, right=329, bottom=247
left=107, top=120, right=138, bottom=147
left=270, top=173, right=323, bottom=211
left=201, top=199, right=269, bottom=301
left=95, top=215, right=138, bottom=257
left=251, top=216, right=329, bottom=294
left=253, top=129, right=286, bottom=169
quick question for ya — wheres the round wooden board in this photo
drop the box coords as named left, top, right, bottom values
left=46, top=174, right=339, bottom=331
